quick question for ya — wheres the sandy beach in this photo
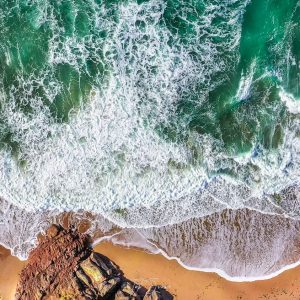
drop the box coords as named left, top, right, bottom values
left=0, top=246, right=25, bottom=300
left=95, top=242, right=300, bottom=299
left=1, top=242, right=300, bottom=300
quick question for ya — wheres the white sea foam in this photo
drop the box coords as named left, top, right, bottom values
left=235, top=60, right=256, bottom=101
left=0, top=0, right=300, bottom=280
left=95, top=208, right=300, bottom=281
left=0, top=0, right=254, bottom=223
left=279, top=88, right=300, bottom=114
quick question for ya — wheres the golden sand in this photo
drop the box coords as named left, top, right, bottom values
left=1, top=242, right=300, bottom=299
left=0, top=246, right=25, bottom=300
left=95, top=242, right=300, bottom=300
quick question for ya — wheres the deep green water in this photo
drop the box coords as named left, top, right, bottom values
left=0, top=0, right=299, bottom=155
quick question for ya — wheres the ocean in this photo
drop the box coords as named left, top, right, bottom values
left=0, top=0, right=300, bottom=281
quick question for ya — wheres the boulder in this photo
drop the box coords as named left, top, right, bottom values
left=144, top=286, right=172, bottom=300
left=15, top=224, right=172, bottom=300
left=115, top=281, right=142, bottom=299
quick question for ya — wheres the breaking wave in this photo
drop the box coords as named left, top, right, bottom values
left=0, top=0, right=300, bottom=281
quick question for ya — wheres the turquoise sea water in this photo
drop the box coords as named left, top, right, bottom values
left=0, top=0, right=299, bottom=153
left=0, top=0, right=300, bottom=279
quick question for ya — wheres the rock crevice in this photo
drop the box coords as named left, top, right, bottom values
left=15, top=225, right=173, bottom=300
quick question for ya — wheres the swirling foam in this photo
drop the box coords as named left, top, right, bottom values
left=0, top=0, right=300, bottom=280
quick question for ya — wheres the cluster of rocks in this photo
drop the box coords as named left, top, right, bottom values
left=15, top=225, right=172, bottom=300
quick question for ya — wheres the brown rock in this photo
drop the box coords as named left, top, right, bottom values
left=144, top=286, right=172, bottom=300
left=46, top=224, right=60, bottom=238
left=15, top=225, right=121, bottom=300
left=91, top=252, right=122, bottom=277
left=15, top=224, right=172, bottom=300
left=80, top=258, right=107, bottom=284
left=98, top=277, right=121, bottom=298
left=15, top=225, right=92, bottom=299
left=115, top=281, right=142, bottom=300
left=115, top=290, right=132, bottom=300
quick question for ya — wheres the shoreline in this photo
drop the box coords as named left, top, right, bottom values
left=2, top=242, right=300, bottom=299
left=143, top=245, right=300, bottom=283
left=94, top=242, right=300, bottom=299
left=0, top=246, right=25, bottom=300
left=3, top=204, right=300, bottom=282
left=6, top=230, right=300, bottom=283
left=94, top=236, right=300, bottom=283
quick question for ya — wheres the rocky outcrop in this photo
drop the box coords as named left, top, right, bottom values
left=15, top=225, right=172, bottom=300
left=144, top=286, right=171, bottom=300
left=115, top=281, right=144, bottom=300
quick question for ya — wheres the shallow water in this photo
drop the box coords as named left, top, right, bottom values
left=0, top=0, right=300, bottom=280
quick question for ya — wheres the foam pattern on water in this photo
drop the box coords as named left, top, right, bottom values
left=0, top=0, right=300, bottom=279
left=145, top=208, right=300, bottom=280
left=103, top=208, right=300, bottom=280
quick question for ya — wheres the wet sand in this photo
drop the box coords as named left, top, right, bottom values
left=0, top=246, right=25, bottom=300
left=1, top=243, right=300, bottom=299
left=95, top=242, right=300, bottom=300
